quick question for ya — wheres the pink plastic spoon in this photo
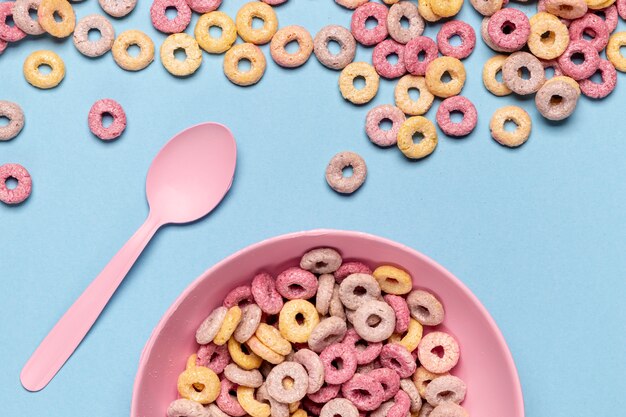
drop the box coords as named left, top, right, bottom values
left=20, top=122, right=237, bottom=392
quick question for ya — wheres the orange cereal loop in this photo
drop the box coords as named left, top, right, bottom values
left=412, top=366, right=448, bottom=398
left=177, top=355, right=221, bottom=404
left=389, top=318, right=424, bottom=352
left=278, top=300, right=320, bottom=343
left=425, top=56, right=466, bottom=98
left=246, top=335, right=285, bottom=364
left=397, top=116, right=438, bottom=160
left=607, top=32, right=626, bottom=72
left=255, top=323, right=293, bottom=356
left=429, top=0, right=463, bottom=18
left=38, top=0, right=75, bottom=38
left=213, top=306, right=242, bottom=345
left=228, top=336, right=263, bottom=370
left=235, top=1, right=278, bottom=45
left=237, top=386, right=271, bottom=417
left=373, top=265, right=413, bottom=295
left=417, top=0, right=441, bottom=22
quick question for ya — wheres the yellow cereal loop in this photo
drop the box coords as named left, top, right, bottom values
left=527, top=13, right=569, bottom=60
left=289, top=402, right=301, bottom=414
left=489, top=106, right=532, bottom=148
left=338, top=62, right=380, bottom=105
left=237, top=386, right=271, bottom=417
left=223, top=43, right=267, bottom=86
left=236, top=1, right=278, bottom=45
left=247, top=335, right=285, bottom=364
left=429, top=0, right=463, bottom=18
left=413, top=366, right=448, bottom=397
left=482, top=55, right=512, bottom=97
left=112, top=30, right=155, bottom=71
left=228, top=337, right=263, bottom=370
left=38, top=0, right=75, bottom=38
left=607, top=32, right=626, bottom=72
left=389, top=318, right=424, bottom=352
left=373, top=265, right=413, bottom=295
left=417, top=0, right=441, bottom=23
left=213, top=306, right=243, bottom=345
left=255, top=323, right=293, bottom=356
left=292, top=410, right=308, bottom=417
left=548, top=76, right=581, bottom=94
left=195, top=11, right=237, bottom=54
left=397, top=116, right=438, bottom=160
left=278, top=300, right=320, bottom=343
left=177, top=354, right=221, bottom=404
left=394, top=75, right=435, bottom=116
left=587, top=0, right=615, bottom=9
left=160, top=33, right=203, bottom=77
left=425, top=56, right=466, bottom=98
left=23, top=50, right=65, bottom=89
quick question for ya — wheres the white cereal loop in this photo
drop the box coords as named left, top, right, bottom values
left=167, top=399, right=209, bottom=417
left=196, top=306, right=228, bottom=345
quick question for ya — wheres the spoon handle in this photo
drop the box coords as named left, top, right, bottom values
left=20, top=213, right=163, bottom=392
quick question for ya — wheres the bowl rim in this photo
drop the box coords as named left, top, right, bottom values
left=130, top=228, right=524, bottom=416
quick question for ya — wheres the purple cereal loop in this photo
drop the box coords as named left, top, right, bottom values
left=13, top=0, right=44, bottom=36
left=224, top=285, right=254, bottom=308
left=383, top=294, right=410, bottom=333
left=276, top=267, right=318, bottom=300
left=197, top=342, right=231, bottom=373
left=387, top=389, right=411, bottom=417
left=150, top=0, right=191, bottom=34
left=316, top=273, right=336, bottom=315
left=320, top=398, right=359, bottom=417
left=502, top=51, right=546, bottom=95
left=404, top=36, right=438, bottom=76
left=352, top=301, right=396, bottom=343
left=569, top=13, right=609, bottom=51
left=293, top=348, right=325, bottom=394
left=429, top=403, right=468, bottom=417
left=217, top=377, right=248, bottom=416
left=234, top=304, right=262, bottom=343
left=314, top=25, right=357, bottom=70
left=341, top=373, right=385, bottom=411
left=0, top=163, right=31, bottom=205
left=380, top=343, right=417, bottom=378
left=417, top=332, right=460, bottom=374
left=372, top=39, right=407, bottom=79
left=436, top=20, right=476, bottom=60
left=187, top=0, right=221, bottom=13
left=342, top=328, right=383, bottom=365
left=435, top=96, right=478, bottom=137
left=368, top=368, right=401, bottom=401
left=557, top=39, right=600, bottom=80
left=400, top=379, right=423, bottom=412
left=300, top=247, right=343, bottom=274
left=88, top=99, right=127, bottom=141
left=196, top=306, right=228, bottom=344
left=406, top=289, right=445, bottom=326
left=338, top=273, right=381, bottom=310
left=579, top=58, right=617, bottom=98
left=0, top=2, right=26, bottom=42
left=0, top=101, right=25, bottom=141
left=365, top=105, right=406, bottom=147
left=320, top=343, right=358, bottom=384
left=251, top=272, right=284, bottom=315
left=325, top=152, right=367, bottom=194
left=308, top=316, right=348, bottom=353
left=423, top=375, right=467, bottom=406
left=306, top=383, right=341, bottom=403
left=387, top=1, right=424, bottom=44
left=487, top=8, right=530, bottom=51
left=266, top=362, right=309, bottom=403
left=334, top=262, right=372, bottom=282
left=350, top=2, right=389, bottom=46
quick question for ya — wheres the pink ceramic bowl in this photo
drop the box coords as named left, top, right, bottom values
left=131, top=229, right=524, bottom=417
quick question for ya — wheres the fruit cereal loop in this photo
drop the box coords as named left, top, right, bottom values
left=404, top=36, right=438, bottom=76
left=301, top=248, right=343, bottom=274
left=178, top=354, right=221, bottom=404
left=329, top=284, right=346, bottom=319
left=387, top=2, right=424, bottom=44
left=197, top=342, right=231, bottom=373
left=334, top=262, right=372, bottom=282
left=99, top=0, right=136, bottom=17
left=387, top=390, right=411, bottom=417
left=399, top=379, right=423, bottom=413
left=352, top=301, right=396, bottom=343
left=293, top=349, right=325, bottom=394
left=0, top=102, right=24, bottom=141
left=436, top=21, right=476, bottom=60
left=550, top=75, right=581, bottom=92
left=341, top=373, right=385, bottom=411
left=247, top=336, right=285, bottom=365
left=528, top=13, right=570, bottom=59
left=289, top=403, right=301, bottom=414
left=223, top=43, right=266, bottom=86
left=217, top=377, right=247, bottom=416
left=224, top=286, right=254, bottom=308
left=320, top=399, right=359, bottom=417
left=373, top=265, right=412, bottom=295
left=435, top=96, right=478, bottom=137
left=423, top=375, right=466, bottom=406
left=37, top=0, right=74, bottom=39
left=619, top=0, right=626, bottom=18
left=276, top=267, right=318, bottom=300
left=112, top=30, right=155, bottom=71
left=490, top=106, right=532, bottom=147
left=502, top=52, right=546, bottom=95
left=256, top=383, right=290, bottom=417
left=224, top=363, right=264, bottom=388
left=419, top=404, right=435, bottom=417
left=236, top=1, right=278, bottom=45
left=417, top=0, right=441, bottom=23
left=150, top=0, right=191, bottom=34
left=351, top=2, right=389, bottom=46
left=73, top=15, right=115, bottom=58
left=380, top=343, right=416, bottom=378
left=382, top=295, right=410, bottom=333
left=592, top=5, right=618, bottom=31
left=418, top=332, right=460, bottom=374
left=251, top=273, right=284, bottom=315
left=339, top=62, right=380, bottom=105
left=266, top=362, right=309, bottom=403
left=430, top=0, right=463, bottom=17
left=208, top=403, right=234, bottom=417
left=12, top=0, right=43, bottom=36
left=469, top=0, right=503, bottom=16
left=370, top=401, right=393, bottom=417
left=88, top=98, right=127, bottom=141
left=425, top=56, right=466, bottom=98
left=0, top=164, right=31, bottom=205
left=316, top=274, right=335, bottom=315
left=481, top=17, right=509, bottom=52
left=23, top=50, right=65, bottom=89
left=213, top=306, right=242, bottom=345
left=406, top=290, right=444, bottom=326
left=607, top=31, right=626, bottom=71
left=195, top=12, right=236, bottom=54
left=394, top=75, right=435, bottom=116
left=557, top=39, right=600, bottom=79
left=579, top=58, right=617, bottom=98
left=307, top=383, right=341, bottom=402
left=535, top=79, right=579, bottom=120
left=413, top=366, right=446, bottom=397
left=256, top=323, right=292, bottom=355
left=338, top=273, right=381, bottom=310
left=167, top=399, right=209, bottom=417
left=342, top=328, right=383, bottom=364
left=429, top=403, right=468, bottom=417
left=369, top=368, right=400, bottom=401
left=569, top=13, right=609, bottom=51
left=320, top=342, right=358, bottom=384
left=336, top=0, right=368, bottom=8
left=397, top=117, right=438, bottom=160
left=372, top=39, right=406, bottom=79
left=270, top=25, right=313, bottom=68
left=308, top=317, right=347, bottom=353
left=188, top=0, right=221, bottom=13
left=238, top=386, right=271, bottom=417
left=279, top=300, right=320, bottom=343
left=488, top=8, right=530, bottom=51
left=325, top=151, right=368, bottom=194
left=161, top=33, right=203, bottom=77
left=365, top=105, right=405, bottom=147
left=389, top=318, right=423, bottom=354
left=313, top=25, right=356, bottom=70
left=197, top=306, right=228, bottom=344
left=545, top=0, right=588, bottom=19
left=234, top=304, right=262, bottom=343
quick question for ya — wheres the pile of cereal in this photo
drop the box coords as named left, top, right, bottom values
left=167, top=248, right=468, bottom=417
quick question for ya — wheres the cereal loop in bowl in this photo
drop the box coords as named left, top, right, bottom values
left=417, top=332, right=460, bottom=374
left=301, top=247, right=342, bottom=274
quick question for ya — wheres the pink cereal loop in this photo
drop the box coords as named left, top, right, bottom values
left=303, top=398, right=323, bottom=416
left=334, top=261, right=372, bottom=282
left=404, top=36, right=438, bottom=76
left=569, top=13, right=610, bottom=51
left=372, top=39, right=407, bottom=79
left=380, top=343, right=417, bottom=378
left=224, top=285, right=254, bottom=308
left=262, top=0, right=288, bottom=4
left=368, top=368, right=401, bottom=401
left=216, top=377, right=247, bottom=416
left=306, top=383, right=341, bottom=402
left=0, top=163, right=32, bottom=205
left=417, top=332, right=460, bottom=374
left=579, top=58, right=617, bottom=99
left=436, top=20, right=476, bottom=60
left=365, top=105, right=406, bottom=147
left=387, top=389, right=411, bottom=417
left=383, top=294, right=410, bottom=333
left=341, top=373, right=385, bottom=411
left=187, top=0, right=221, bottom=13
left=593, top=5, right=618, bottom=32
left=276, top=267, right=318, bottom=300
left=197, top=342, right=231, bottom=373
left=435, top=96, right=478, bottom=137
left=88, top=99, right=127, bottom=141
left=0, top=2, right=27, bottom=42
left=150, top=0, right=192, bottom=34
left=557, top=39, right=600, bottom=80
left=351, top=2, right=389, bottom=46
left=618, top=0, right=626, bottom=20
left=342, top=328, right=383, bottom=365
left=487, top=8, right=530, bottom=51
left=320, top=343, right=358, bottom=384
left=251, top=272, right=284, bottom=314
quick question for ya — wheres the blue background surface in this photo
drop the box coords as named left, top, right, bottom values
left=1, top=0, right=625, bottom=415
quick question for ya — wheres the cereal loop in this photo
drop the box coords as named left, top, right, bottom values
left=425, top=56, right=466, bottom=98
left=236, top=1, right=278, bottom=45
left=373, top=265, right=413, bottom=294
left=276, top=267, right=318, bottom=300
left=177, top=354, right=221, bottom=404
left=535, top=79, right=580, bottom=120
left=217, top=377, right=247, bottom=416
left=0, top=101, right=25, bottom=142
left=489, top=106, right=532, bottom=148
left=397, top=116, right=438, bottom=160
left=436, top=20, right=476, bottom=60
left=578, top=58, right=617, bottom=98
left=88, top=99, right=127, bottom=141
left=365, top=105, right=406, bottom=147
left=234, top=304, right=262, bottom=343
left=0, top=163, right=32, bottom=205
left=195, top=11, right=237, bottom=54
left=339, top=62, right=380, bottom=105
left=338, top=273, right=381, bottom=310
left=150, top=0, right=191, bottom=34
left=404, top=36, right=438, bottom=76
left=0, top=2, right=27, bottom=41
left=293, top=348, right=325, bottom=393
left=569, top=13, right=610, bottom=51
left=38, top=0, right=75, bottom=38
left=270, top=25, right=313, bottom=68
left=387, top=2, right=424, bottom=44
left=266, top=362, right=309, bottom=403
left=352, top=300, right=396, bottom=343
left=279, top=300, right=320, bottom=343
left=394, top=75, right=435, bottom=116
left=423, top=375, right=467, bottom=406
left=557, top=39, right=600, bottom=79
left=502, top=52, right=546, bottom=95
left=369, top=367, right=401, bottom=401
left=214, top=306, right=243, bottom=346
left=316, top=274, right=335, bottom=315
left=482, top=55, right=512, bottom=96
left=197, top=306, right=228, bottom=345
left=487, top=8, right=531, bottom=51
left=237, top=386, right=271, bottom=417
left=417, top=332, right=460, bottom=374
left=389, top=318, right=424, bottom=352
left=341, top=373, right=385, bottom=411
left=407, top=290, right=444, bottom=326
left=301, top=248, right=342, bottom=274
left=383, top=294, right=410, bottom=333
left=247, top=335, right=285, bottom=364
left=112, top=30, right=155, bottom=71
left=256, top=323, right=292, bottom=355
left=325, top=151, right=367, bottom=194
left=351, top=2, right=389, bottom=46
left=380, top=343, right=417, bottom=378
left=224, top=363, right=264, bottom=388
left=607, top=31, right=626, bottom=71
left=73, top=15, right=115, bottom=58
left=223, top=43, right=266, bottom=86
left=320, top=343, right=358, bottom=384
left=435, top=96, right=478, bottom=137
left=251, top=272, right=284, bottom=315
left=372, top=39, right=407, bottom=79
left=228, top=336, right=264, bottom=370
left=313, top=25, right=356, bottom=70
left=23, top=50, right=65, bottom=89
left=528, top=12, right=570, bottom=59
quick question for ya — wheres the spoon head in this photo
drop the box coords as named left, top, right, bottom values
left=146, top=122, right=237, bottom=224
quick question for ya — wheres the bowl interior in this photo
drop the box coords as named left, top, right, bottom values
left=131, top=230, right=523, bottom=417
